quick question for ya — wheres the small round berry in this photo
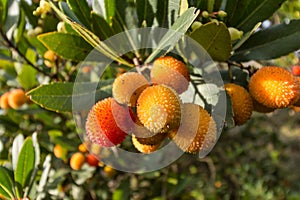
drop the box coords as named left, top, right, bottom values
left=151, top=56, right=190, bottom=94
left=8, top=89, right=27, bottom=109
left=53, top=144, right=64, bottom=159
left=132, top=135, right=161, bottom=154
left=104, top=166, right=117, bottom=178
left=0, top=92, right=11, bottom=109
left=225, top=83, right=253, bottom=125
left=292, top=65, right=300, bottom=76
left=43, top=50, right=57, bottom=68
left=113, top=72, right=149, bottom=107
left=169, top=103, right=216, bottom=154
left=70, top=152, right=85, bottom=170
left=137, top=85, right=182, bottom=133
left=78, top=143, right=88, bottom=153
left=85, top=154, right=99, bottom=167
left=85, top=98, right=129, bottom=147
left=249, top=66, right=300, bottom=108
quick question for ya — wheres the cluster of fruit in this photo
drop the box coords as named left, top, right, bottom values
left=224, top=66, right=300, bottom=127
left=85, top=56, right=217, bottom=154
left=0, top=89, right=29, bottom=110
left=54, top=143, right=116, bottom=178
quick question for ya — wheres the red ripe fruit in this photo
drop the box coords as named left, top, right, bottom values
left=85, top=98, right=133, bottom=147
left=292, top=65, right=300, bottom=76
left=86, top=154, right=99, bottom=167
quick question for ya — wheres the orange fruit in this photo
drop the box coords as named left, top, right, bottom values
left=8, top=89, right=27, bottom=109
left=43, top=50, right=57, bottom=68
left=0, top=92, right=11, bottom=109
left=104, top=166, right=117, bottom=178
left=85, top=154, right=99, bottom=167
left=70, top=152, right=85, bottom=170
left=151, top=56, right=190, bottom=94
left=85, top=98, right=130, bottom=147
left=249, top=66, right=300, bottom=108
left=225, top=83, right=253, bottom=125
left=112, top=72, right=149, bottom=107
left=132, top=135, right=161, bottom=154
left=137, top=85, right=182, bottom=133
left=53, top=144, right=64, bottom=159
left=169, top=103, right=216, bottom=154
left=78, top=143, right=88, bottom=153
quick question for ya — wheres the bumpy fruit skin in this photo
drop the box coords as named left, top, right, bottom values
left=86, top=154, right=99, bottom=167
left=8, top=89, right=27, bottom=109
left=113, top=72, right=149, bottom=107
left=249, top=66, right=300, bottom=109
left=225, top=83, right=253, bottom=125
left=137, top=85, right=182, bottom=133
left=0, top=92, right=11, bottom=109
left=85, top=98, right=130, bottom=147
left=151, top=56, right=190, bottom=94
left=104, top=166, right=117, bottom=178
left=70, top=152, right=85, bottom=170
left=169, top=103, right=216, bottom=154
left=132, top=135, right=161, bottom=154
left=293, top=77, right=300, bottom=107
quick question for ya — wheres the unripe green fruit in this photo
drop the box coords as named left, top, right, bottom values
left=228, top=27, right=243, bottom=41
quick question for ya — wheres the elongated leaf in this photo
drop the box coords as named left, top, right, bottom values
left=67, top=0, right=91, bottom=29
left=105, top=0, right=115, bottom=24
left=0, top=166, right=15, bottom=199
left=145, top=7, right=199, bottom=63
left=27, top=80, right=113, bottom=113
left=225, top=0, right=286, bottom=32
left=190, top=22, right=232, bottom=61
left=157, top=0, right=181, bottom=28
left=231, top=20, right=300, bottom=62
left=37, top=32, right=93, bottom=61
left=91, top=12, right=114, bottom=40
left=20, top=0, right=38, bottom=27
left=0, top=0, right=9, bottom=26
left=14, top=7, right=26, bottom=44
left=59, top=1, right=81, bottom=24
left=15, top=137, right=35, bottom=192
left=4, top=0, right=19, bottom=40
left=136, top=0, right=155, bottom=27
left=12, top=134, right=24, bottom=171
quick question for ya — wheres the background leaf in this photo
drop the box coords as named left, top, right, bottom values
left=67, top=0, right=91, bottom=29
left=14, top=137, right=35, bottom=195
left=27, top=80, right=113, bottom=113
left=190, top=22, right=232, bottom=61
left=136, top=0, right=155, bottom=27
left=0, top=166, right=15, bottom=199
left=231, top=19, right=300, bottom=62
left=225, top=0, right=286, bottom=32
left=17, top=64, right=38, bottom=90
left=145, top=7, right=199, bottom=63
left=37, top=32, right=93, bottom=61
left=91, top=12, right=115, bottom=40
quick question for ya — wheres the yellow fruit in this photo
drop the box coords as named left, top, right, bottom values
left=132, top=135, right=161, bottom=154
left=70, top=152, right=85, bottom=170
left=252, top=98, right=276, bottom=113
left=53, top=144, right=64, bottom=159
left=104, top=166, right=117, bottom=178
left=169, top=103, right=216, bottom=154
left=225, top=83, right=253, bottom=125
left=137, top=84, right=182, bottom=133
left=112, top=72, right=149, bottom=107
left=43, top=50, right=57, bottom=68
left=8, top=89, right=27, bottom=109
left=151, top=56, right=190, bottom=94
left=0, top=92, right=11, bottom=109
left=78, top=143, right=88, bottom=153
left=249, top=66, right=300, bottom=108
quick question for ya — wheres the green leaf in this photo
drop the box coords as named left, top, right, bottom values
left=190, top=22, right=232, bottom=61
left=14, top=7, right=26, bottom=44
left=20, top=0, right=38, bottom=27
left=225, top=0, right=286, bottom=32
left=157, top=0, right=181, bottom=28
left=59, top=1, right=81, bottom=24
left=231, top=20, right=300, bottom=62
left=37, top=32, right=93, bottom=61
left=104, top=0, right=115, bottom=24
left=3, top=0, right=19, bottom=39
left=18, top=64, right=38, bottom=90
left=145, top=7, right=199, bottom=63
left=91, top=12, right=115, bottom=41
left=0, top=166, right=15, bottom=199
left=27, top=80, right=113, bottom=113
left=0, top=0, right=9, bottom=27
left=136, top=0, right=155, bottom=27
left=67, top=0, right=91, bottom=29
left=14, top=137, right=35, bottom=195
